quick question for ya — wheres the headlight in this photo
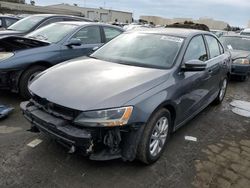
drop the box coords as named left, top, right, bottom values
left=233, top=58, right=249, bottom=65
left=0, top=52, right=14, bottom=61
left=74, top=106, right=133, bottom=127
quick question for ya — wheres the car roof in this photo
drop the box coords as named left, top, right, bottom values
left=26, top=14, right=90, bottom=20
left=126, top=28, right=211, bottom=38
left=54, top=21, right=124, bottom=30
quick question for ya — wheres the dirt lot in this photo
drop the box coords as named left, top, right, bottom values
left=0, top=79, right=250, bottom=188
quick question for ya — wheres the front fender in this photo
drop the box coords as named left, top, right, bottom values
left=125, top=80, right=177, bottom=125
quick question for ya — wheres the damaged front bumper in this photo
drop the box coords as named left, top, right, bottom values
left=20, top=101, right=144, bottom=161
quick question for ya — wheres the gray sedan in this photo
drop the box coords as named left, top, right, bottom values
left=21, top=28, right=230, bottom=164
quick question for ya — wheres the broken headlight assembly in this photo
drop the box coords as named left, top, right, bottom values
left=233, top=58, right=250, bottom=65
left=0, top=52, right=14, bottom=62
left=74, top=106, right=133, bottom=127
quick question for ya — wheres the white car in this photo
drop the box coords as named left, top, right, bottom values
left=240, top=28, right=250, bottom=36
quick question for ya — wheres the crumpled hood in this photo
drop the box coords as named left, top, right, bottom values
left=30, top=58, right=169, bottom=111
left=230, top=50, right=250, bottom=60
left=0, top=36, right=50, bottom=52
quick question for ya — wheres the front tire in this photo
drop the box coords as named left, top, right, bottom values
left=213, top=77, right=228, bottom=105
left=137, top=109, right=171, bottom=164
left=19, top=66, right=46, bottom=99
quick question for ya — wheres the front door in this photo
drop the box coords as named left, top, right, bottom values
left=60, top=26, right=103, bottom=61
left=175, top=35, right=211, bottom=125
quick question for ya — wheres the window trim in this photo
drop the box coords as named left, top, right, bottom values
left=218, top=40, right=224, bottom=54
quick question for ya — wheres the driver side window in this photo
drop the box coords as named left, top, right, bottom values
left=71, top=26, right=101, bottom=44
left=184, top=35, right=208, bottom=63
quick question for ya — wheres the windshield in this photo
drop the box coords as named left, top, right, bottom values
left=8, top=15, right=47, bottom=32
left=26, top=23, right=78, bottom=43
left=220, top=36, right=250, bottom=51
left=91, top=33, right=184, bottom=69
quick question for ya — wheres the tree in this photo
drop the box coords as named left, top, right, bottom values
left=30, top=0, right=35, bottom=6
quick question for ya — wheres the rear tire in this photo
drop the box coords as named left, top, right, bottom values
left=19, top=66, right=46, bottom=99
left=137, top=109, right=172, bottom=164
left=213, top=77, right=228, bottom=105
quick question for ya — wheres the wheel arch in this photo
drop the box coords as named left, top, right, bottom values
left=147, top=101, right=177, bottom=133
left=17, top=61, right=52, bottom=91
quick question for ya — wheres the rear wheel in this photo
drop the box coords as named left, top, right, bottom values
left=19, top=66, right=46, bottom=99
left=137, top=109, right=171, bottom=164
left=213, top=77, right=228, bottom=105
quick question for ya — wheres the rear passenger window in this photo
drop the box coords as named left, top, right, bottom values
left=205, top=35, right=221, bottom=58
left=184, top=35, right=208, bottom=62
left=72, top=26, right=101, bottom=44
left=5, top=18, right=17, bottom=27
left=103, top=27, right=122, bottom=42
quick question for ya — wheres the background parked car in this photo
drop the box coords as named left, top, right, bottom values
left=0, top=22, right=124, bottom=99
left=0, top=16, right=20, bottom=30
left=240, top=28, right=250, bottom=36
left=0, top=14, right=92, bottom=37
left=220, top=34, right=250, bottom=81
left=21, top=28, right=229, bottom=164
left=210, top=29, right=228, bottom=38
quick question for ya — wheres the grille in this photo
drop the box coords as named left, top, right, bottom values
left=32, top=95, right=81, bottom=121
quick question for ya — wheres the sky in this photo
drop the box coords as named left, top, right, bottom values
left=36, top=0, right=249, bottom=27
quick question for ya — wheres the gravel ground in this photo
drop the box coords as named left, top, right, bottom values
left=0, top=79, right=249, bottom=188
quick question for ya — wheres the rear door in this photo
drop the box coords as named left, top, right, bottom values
left=60, top=25, right=103, bottom=61
left=204, top=35, right=226, bottom=98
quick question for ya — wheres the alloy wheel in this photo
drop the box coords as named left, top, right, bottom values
left=149, top=117, right=169, bottom=157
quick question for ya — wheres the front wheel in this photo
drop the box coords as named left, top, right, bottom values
left=136, top=109, right=172, bottom=164
left=19, top=66, right=46, bottom=99
left=213, top=77, right=228, bottom=105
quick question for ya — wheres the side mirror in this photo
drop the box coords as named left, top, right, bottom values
left=182, top=60, right=206, bottom=71
left=66, top=38, right=82, bottom=47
